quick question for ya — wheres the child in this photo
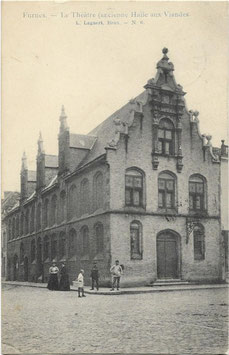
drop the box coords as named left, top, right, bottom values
left=77, top=269, right=86, bottom=298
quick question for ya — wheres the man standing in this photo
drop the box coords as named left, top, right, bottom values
left=110, top=260, right=123, bottom=291
left=90, top=262, right=99, bottom=291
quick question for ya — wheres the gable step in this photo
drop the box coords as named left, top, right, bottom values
left=150, top=279, right=190, bottom=287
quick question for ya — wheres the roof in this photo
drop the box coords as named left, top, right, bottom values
left=69, top=134, right=97, bottom=150
left=45, top=155, right=58, bottom=168
left=28, top=170, right=36, bottom=182
left=79, top=91, right=146, bottom=167
left=45, top=174, right=58, bottom=189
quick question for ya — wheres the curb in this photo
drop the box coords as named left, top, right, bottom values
left=2, top=281, right=228, bottom=295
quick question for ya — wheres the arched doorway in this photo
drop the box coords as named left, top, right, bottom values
left=13, top=254, right=19, bottom=281
left=157, top=231, right=180, bottom=279
left=37, top=237, right=43, bottom=282
left=24, top=257, right=29, bottom=281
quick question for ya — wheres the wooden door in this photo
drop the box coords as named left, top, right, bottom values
left=157, top=233, right=178, bottom=279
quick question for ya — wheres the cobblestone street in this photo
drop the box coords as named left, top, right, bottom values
left=2, top=284, right=228, bottom=354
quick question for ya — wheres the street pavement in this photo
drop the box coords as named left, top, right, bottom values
left=2, top=284, right=228, bottom=354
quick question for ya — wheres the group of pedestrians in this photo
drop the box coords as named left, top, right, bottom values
left=47, top=262, right=70, bottom=291
left=47, top=259, right=124, bottom=296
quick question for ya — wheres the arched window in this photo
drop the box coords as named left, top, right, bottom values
left=16, top=215, right=19, bottom=238
left=50, top=195, right=57, bottom=226
left=20, top=242, right=24, bottom=263
left=30, top=205, right=35, bottom=233
left=8, top=220, right=12, bottom=240
left=130, top=221, right=143, bottom=259
left=68, top=184, right=77, bottom=220
left=25, top=209, right=29, bottom=234
left=59, top=191, right=66, bottom=223
left=193, top=224, right=205, bottom=260
left=80, top=179, right=89, bottom=215
left=12, top=218, right=16, bottom=239
left=125, top=168, right=144, bottom=207
left=20, top=212, right=24, bottom=236
left=158, top=118, right=174, bottom=155
left=95, top=223, right=104, bottom=254
left=37, top=237, right=42, bottom=265
left=44, top=236, right=50, bottom=260
left=189, top=175, right=206, bottom=212
left=51, top=234, right=58, bottom=261
left=80, top=226, right=89, bottom=256
left=36, top=203, right=41, bottom=231
left=59, top=232, right=66, bottom=260
left=93, top=172, right=103, bottom=211
left=43, top=199, right=49, bottom=228
left=31, top=240, right=36, bottom=262
left=69, top=229, right=77, bottom=258
left=158, top=172, right=176, bottom=209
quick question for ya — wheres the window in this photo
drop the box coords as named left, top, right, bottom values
left=130, top=221, right=143, bottom=259
left=8, top=220, right=12, bottom=240
left=20, top=242, right=24, bottom=263
left=20, top=213, right=24, bottom=236
left=59, top=232, right=66, bottom=260
left=93, top=172, right=103, bottom=210
left=50, top=195, right=57, bottom=226
left=69, top=229, right=77, bottom=258
left=36, top=203, right=41, bottom=231
left=95, top=223, right=104, bottom=254
left=59, top=191, right=66, bottom=223
left=158, top=172, right=176, bottom=209
left=12, top=218, right=16, bottom=239
left=80, top=179, right=89, bottom=215
left=16, top=215, right=19, bottom=237
left=125, top=168, right=143, bottom=207
left=193, top=224, right=205, bottom=260
left=81, top=226, right=89, bottom=256
left=44, top=199, right=49, bottom=228
left=30, top=205, right=35, bottom=233
left=189, top=175, right=206, bottom=212
left=51, top=234, right=58, bottom=261
left=44, top=236, right=50, bottom=260
left=31, top=240, right=36, bottom=262
left=68, top=185, right=77, bottom=220
left=158, top=118, right=174, bottom=155
left=25, top=209, right=29, bottom=234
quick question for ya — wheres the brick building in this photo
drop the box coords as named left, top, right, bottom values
left=4, top=49, right=227, bottom=286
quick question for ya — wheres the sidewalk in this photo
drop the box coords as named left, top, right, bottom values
left=2, top=280, right=228, bottom=295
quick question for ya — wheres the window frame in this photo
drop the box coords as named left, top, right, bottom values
left=189, top=175, right=206, bottom=212
left=158, top=172, right=176, bottom=210
left=125, top=168, right=144, bottom=208
left=193, top=224, right=205, bottom=260
left=130, top=221, right=143, bottom=260
left=158, top=118, right=175, bottom=156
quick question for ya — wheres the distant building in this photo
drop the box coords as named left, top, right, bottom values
left=1, top=191, right=20, bottom=278
left=3, top=49, right=228, bottom=286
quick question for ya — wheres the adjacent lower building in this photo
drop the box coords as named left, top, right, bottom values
left=4, top=49, right=228, bottom=286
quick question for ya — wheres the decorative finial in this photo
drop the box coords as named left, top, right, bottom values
left=59, top=105, right=69, bottom=132
left=60, top=105, right=66, bottom=118
left=38, top=131, right=44, bottom=154
left=162, top=48, right=168, bottom=55
left=21, top=151, right=28, bottom=170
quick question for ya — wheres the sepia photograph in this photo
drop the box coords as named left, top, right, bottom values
left=1, top=1, right=228, bottom=354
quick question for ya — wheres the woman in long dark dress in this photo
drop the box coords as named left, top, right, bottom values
left=47, top=262, right=59, bottom=290
left=59, top=263, right=70, bottom=291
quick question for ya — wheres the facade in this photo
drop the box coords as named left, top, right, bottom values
left=4, top=49, right=227, bottom=286
left=1, top=191, right=20, bottom=278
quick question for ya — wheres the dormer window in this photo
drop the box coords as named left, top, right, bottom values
left=158, top=118, right=174, bottom=155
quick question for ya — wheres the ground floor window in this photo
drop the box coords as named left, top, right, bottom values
left=130, top=221, right=142, bottom=259
left=193, top=224, right=205, bottom=260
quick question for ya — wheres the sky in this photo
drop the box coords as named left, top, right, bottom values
left=2, top=1, right=228, bottom=194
